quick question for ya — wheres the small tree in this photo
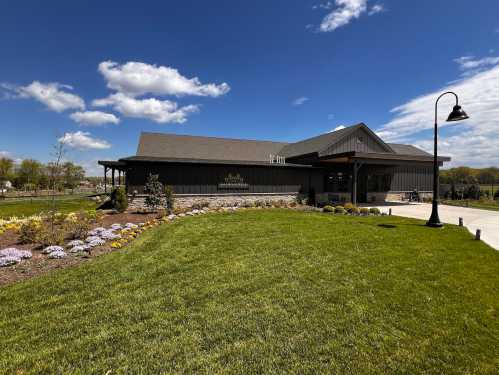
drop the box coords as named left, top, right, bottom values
left=62, top=161, right=85, bottom=193
left=164, top=185, right=174, bottom=214
left=18, top=159, right=43, bottom=192
left=144, top=174, right=163, bottom=212
left=0, top=157, right=14, bottom=198
left=110, top=186, right=128, bottom=213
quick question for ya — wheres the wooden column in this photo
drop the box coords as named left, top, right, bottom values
left=352, top=162, right=359, bottom=205
left=104, top=166, right=107, bottom=193
left=118, top=170, right=122, bottom=186
left=112, top=168, right=115, bottom=188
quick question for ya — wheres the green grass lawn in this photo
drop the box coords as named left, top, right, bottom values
left=0, top=195, right=97, bottom=218
left=1, top=210, right=498, bottom=374
left=443, top=199, right=499, bottom=212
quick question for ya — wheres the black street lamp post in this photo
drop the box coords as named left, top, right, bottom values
left=427, top=91, right=469, bottom=227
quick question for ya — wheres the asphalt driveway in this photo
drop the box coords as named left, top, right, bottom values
left=370, top=202, right=499, bottom=251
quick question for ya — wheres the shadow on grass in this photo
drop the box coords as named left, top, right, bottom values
left=377, top=224, right=397, bottom=229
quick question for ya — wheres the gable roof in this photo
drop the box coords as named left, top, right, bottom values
left=280, top=123, right=394, bottom=158
left=130, top=124, right=436, bottom=164
left=136, top=132, right=288, bottom=163
left=387, top=143, right=432, bottom=157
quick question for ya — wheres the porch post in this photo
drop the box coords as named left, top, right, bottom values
left=111, top=168, right=115, bottom=188
left=352, top=162, right=358, bottom=205
left=104, top=166, right=107, bottom=193
left=118, top=170, right=121, bottom=186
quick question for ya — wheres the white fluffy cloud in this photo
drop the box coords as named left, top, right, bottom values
left=15, top=81, right=85, bottom=112
left=58, top=131, right=111, bottom=150
left=378, top=59, right=499, bottom=167
left=329, top=125, right=346, bottom=132
left=368, top=4, right=384, bottom=15
left=319, top=0, right=383, bottom=32
left=0, top=151, right=11, bottom=158
left=292, top=96, right=309, bottom=106
left=93, top=93, right=199, bottom=124
left=454, top=56, right=499, bottom=76
left=70, top=111, right=120, bottom=126
left=98, top=61, right=230, bottom=98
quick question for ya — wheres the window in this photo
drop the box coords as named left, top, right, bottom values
left=326, top=172, right=350, bottom=192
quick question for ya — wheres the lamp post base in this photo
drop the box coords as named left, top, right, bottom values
left=426, top=220, right=444, bottom=228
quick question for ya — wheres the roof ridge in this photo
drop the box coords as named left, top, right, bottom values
left=140, top=131, right=289, bottom=145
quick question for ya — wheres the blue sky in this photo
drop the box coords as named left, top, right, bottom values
left=1, top=0, right=499, bottom=174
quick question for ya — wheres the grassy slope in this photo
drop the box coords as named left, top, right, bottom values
left=0, top=210, right=498, bottom=374
left=443, top=199, right=499, bottom=212
left=0, top=196, right=97, bottom=218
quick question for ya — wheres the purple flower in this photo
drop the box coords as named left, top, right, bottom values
left=70, top=244, right=91, bottom=253
left=67, top=240, right=85, bottom=247
left=1, top=247, right=32, bottom=259
left=88, top=238, right=106, bottom=247
left=42, top=246, right=64, bottom=255
left=101, top=230, right=121, bottom=240
left=48, top=250, right=67, bottom=259
left=0, top=256, right=20, bottom=267
left=85, top=236, right=101, bottom=243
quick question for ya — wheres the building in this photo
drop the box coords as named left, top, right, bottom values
left=99, top=123, right=449, bottom=207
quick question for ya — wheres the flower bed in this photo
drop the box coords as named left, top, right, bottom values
left=1, top=201, right=380, bottom=284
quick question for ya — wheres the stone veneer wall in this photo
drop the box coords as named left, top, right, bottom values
left=128, top=193, right=298, bottom=210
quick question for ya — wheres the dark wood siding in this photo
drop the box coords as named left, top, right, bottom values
left=126, top=162, right=324, bottom=195
left=390, top=165, right=433, bottom=191
left=321, top=128, right=388, bottom=156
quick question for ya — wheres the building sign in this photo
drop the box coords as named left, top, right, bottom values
left=269, top=154, right=286, bottom=164
left=218, top=173, right=249, bottom=190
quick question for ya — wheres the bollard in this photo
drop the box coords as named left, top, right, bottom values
left=459, top=217, right=463, bottom=227
left=389, top=208, right=392, bottom=216
left=475, top=229, right=481, bottom=241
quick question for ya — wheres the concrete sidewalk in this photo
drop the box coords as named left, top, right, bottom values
left=370, top=202, right=499, bottom=251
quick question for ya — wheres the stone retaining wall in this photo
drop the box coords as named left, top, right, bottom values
left=128, top=193, right=298, bottom=210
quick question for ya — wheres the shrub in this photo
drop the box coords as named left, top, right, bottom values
left=323, top=205, right=335, bottom=213
left=335, top=206, right=346, bottom=214
left=463, top=184, right=480, bottom=200
left=254, top=200, right=265, bottom=208
left=36, top=226, right=65, bottom=247
left=242, top=200, right=254, bottom=208
left=494, top=189, right=499, bottom=200
left=344, top=202, right=353, bottom=211
left=164, top=185, right=174, bottom=213
left=144, top=174, right=163, bottom=212
left=110, top=186, right=128, bottom=213
left=288, top=201, right=297, bottom=208
left=85, top=209, right=104, bottom=223
left=360, top=207, right=370, bottom=216
left=369, top=207, right=381, bottom=215
left=344, top=203, right=358, bottom=213
left=351, top=207, right=361, bottom=215
left=19, top=219, right=43, bottom=244
left=63, top=212, right=91, bottom=240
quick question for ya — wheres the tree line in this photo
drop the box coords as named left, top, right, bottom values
left=0, top=157, right=85, bottom=192
left=440, top=167, right=499, bottom=186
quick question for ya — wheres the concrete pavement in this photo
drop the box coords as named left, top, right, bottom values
left=370, top=202, right=499, bottom=251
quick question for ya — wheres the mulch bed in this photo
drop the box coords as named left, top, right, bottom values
left=0, top=211, right=159, bottom=286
